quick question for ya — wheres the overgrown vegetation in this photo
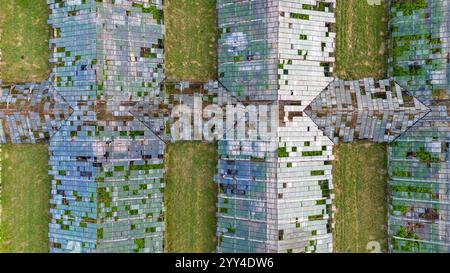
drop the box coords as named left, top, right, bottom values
left=389, top=0, right=446, bottom=101
left=164, top=142, right=217, bottom=253
left=334, top=0, right=388, bottom=80
left=0, top=144, right=51, bottom=253
left=333, top=143, right=388, bottom=253
left=0, top=0, right=50, bottom=83
left=164, top=0, right=218, bottom=82
left=391, top=0, right=427, bottom=16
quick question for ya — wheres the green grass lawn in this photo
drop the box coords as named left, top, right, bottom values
left=164, top=0, right=218, bottom=82
left=335, top=0, right=388, bottom=80
left=164, top=142, right=217, bottom=253
left=0, top=0, right=50, bottom=84
left=333, top=0, right=390, bottom=253
left=333, top=143, right=388, bottom=253
left=0, top=144, right=51, bottom=253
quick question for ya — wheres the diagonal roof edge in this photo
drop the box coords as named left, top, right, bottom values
left=303, top=78, right=432, bottom=144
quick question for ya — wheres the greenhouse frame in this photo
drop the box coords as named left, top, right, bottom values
left=0, top=0, right=448, bottom=253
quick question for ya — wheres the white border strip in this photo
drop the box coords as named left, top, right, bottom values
left=0, top=144, right=2, bottom=243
